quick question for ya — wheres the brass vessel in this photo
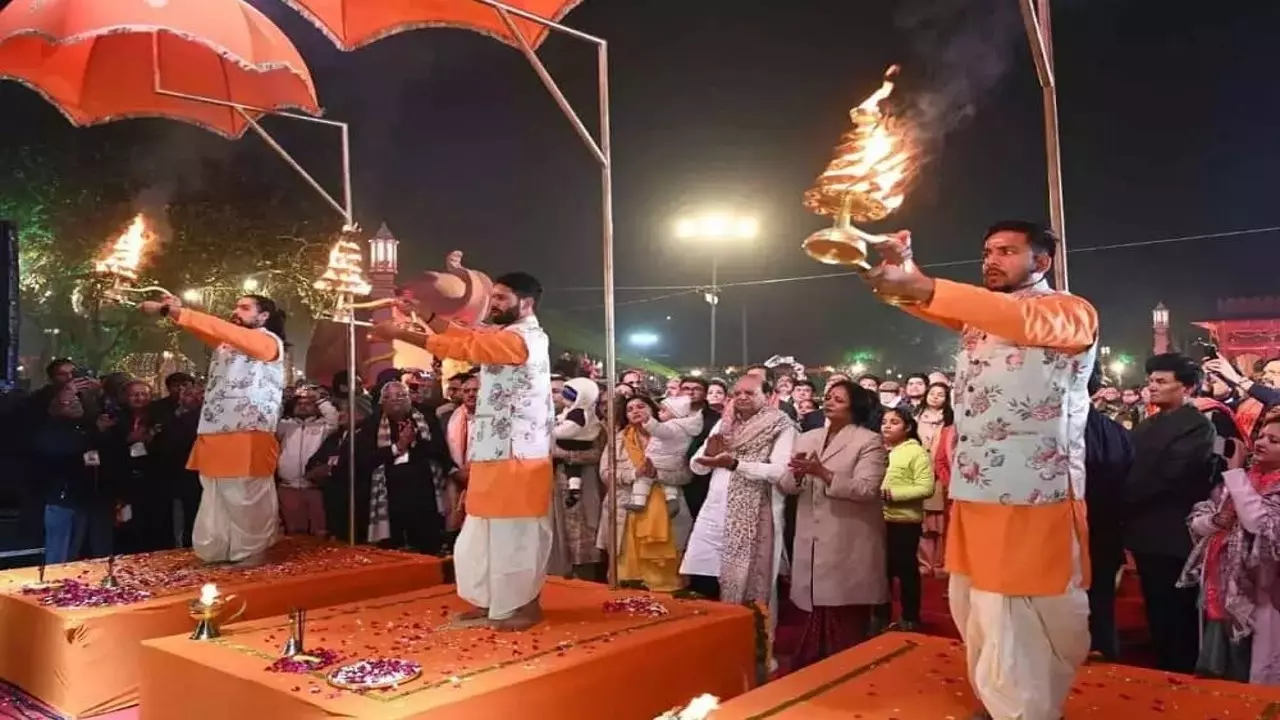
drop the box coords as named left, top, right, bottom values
left=801, top=65, right=919, bottom=306
left=188, top=593, right=247, bottom=641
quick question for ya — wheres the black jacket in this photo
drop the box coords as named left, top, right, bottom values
left=1084, top=407, right=1134, bottom=568
left=31, top=417, right=112, bottom=508
left=685, top=405, right=722, bottom=465
left=324, top=411, right=453, bottom=544
left=1124, top=404, right=1215, bottom=558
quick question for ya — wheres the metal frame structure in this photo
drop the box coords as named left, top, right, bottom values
left=152, top=2, right=620, bottom=584
left=475, top=0, right=620, bottom=587
left=1019, top=0, right=1069, bottom=291
left=150, top=31, right=365, bottom=545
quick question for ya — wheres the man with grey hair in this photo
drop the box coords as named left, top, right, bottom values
left=682, top=376, right=797, bottom=623
left=351, top=381, right=451, bottom=552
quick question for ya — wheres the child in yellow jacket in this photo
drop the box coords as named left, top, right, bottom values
left=875, top=407, right=936, bottom=632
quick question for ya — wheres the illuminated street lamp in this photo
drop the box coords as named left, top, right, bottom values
left=181, top=288, right=202, bottom=305
left=42, top=327, right=60, bottom=357
left=242, top=277, right=261, bottom=292
left=674, top=212, right=759, bottom=368
left=628, top=331, right=660, bottom=348
left=1108, top=359, right=1127, bottom=384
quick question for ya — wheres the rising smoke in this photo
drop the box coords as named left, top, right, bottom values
left=895, top=0, right=1026, bottom=140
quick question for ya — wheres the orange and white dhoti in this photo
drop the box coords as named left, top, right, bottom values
left=902, top=277, right=1100, bottom=720
left=193, top=475, right=280, bottom=562
left=455, top=515, right=554, bottom=619
left=948, top=518, right=1090, bottom=720
left=173, top=308, right=285, bottom=563
left=425, top=316, right=555, bottom=621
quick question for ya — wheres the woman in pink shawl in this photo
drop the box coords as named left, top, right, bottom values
left=1182, top=416, right=1280, bottom=684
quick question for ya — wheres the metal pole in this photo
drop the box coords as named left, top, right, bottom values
left=237, top=109, right=352, bottom=225
left=598, top=43, right=619, bottom=590
left=479, top=0, right=616, bottom=586
left=473, top=0, right=606, bottom=44
left=493, top=9, right=606, bottom=166
left=1020, top=0, right=1068, bottom=291
left=340, top=123, right=354, bottom=225
left=150, top=32, right=354, bottom=226
left=1039, top=0, right=1068, bottom=292
left=346, top=295, right=357, bottom=545
left=709, top=257, right=718, bottom=369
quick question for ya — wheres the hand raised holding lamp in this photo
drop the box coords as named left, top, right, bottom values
left=801, top=65, right=1099, bottom=720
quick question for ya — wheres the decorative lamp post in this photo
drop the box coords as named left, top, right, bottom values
left=314, top=229, right=372, bottom=544
left=1153, top=302, right=1170, bottom=355
left=366, top=223, right=400, bottom=378
left=368, top=222, right=399, bottom=274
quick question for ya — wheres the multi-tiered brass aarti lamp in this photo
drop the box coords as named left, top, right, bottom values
left=802, top=65, right=920, bottom=306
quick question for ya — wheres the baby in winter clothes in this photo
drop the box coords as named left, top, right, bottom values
left=628, top=394, right=700, bottom=515
left=553, top=377, right=601, bottom=507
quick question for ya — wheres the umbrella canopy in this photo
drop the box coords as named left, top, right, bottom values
left=0, top=0, right=320, bottom=139
left=280, top=0, right=582, bottom=52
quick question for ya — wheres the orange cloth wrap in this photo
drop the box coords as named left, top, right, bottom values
left=137, top=579, right=756, bottom=720
left=424, top=323, right=530, bottom=365
left=466, top=457, right=553, bottom=517
left=905, top=278, right=1099, bottom=596
left=173, top=307, right=282, bottom=478
left=0, top=541, right=443, bottom=718
left=907, top=278, right=1098, bottom=352
left=172, top=307, right=281, bottom=362
left=713, top=633, right=1280, bottom=719
left=186, top=432, right=280, bottom=479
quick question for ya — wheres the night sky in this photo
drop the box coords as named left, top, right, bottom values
left=4, top=1, right=1280, bottom=373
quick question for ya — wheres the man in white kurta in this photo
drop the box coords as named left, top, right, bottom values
left=682, top=376, right=797, bottom=623
left=141, top=295, right=286, bottom=566
left=375, top=272, right=553, bottom=631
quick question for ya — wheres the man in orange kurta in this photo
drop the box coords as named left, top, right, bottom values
left=374, top=273, right=554, bottom=631
left=866, top=222, right=1098, bottom=720
left=140, top=295, right=286, bottom=566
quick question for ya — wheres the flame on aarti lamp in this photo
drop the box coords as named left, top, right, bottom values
left=655, top=694, right=720, bottom=720
left=199, top=583, right=219, bottom=607
left=313, top=237, right=372, bottom=297
left=802, top=65, right=915, bottom=223
left=95, top=214, right=154, bottom=282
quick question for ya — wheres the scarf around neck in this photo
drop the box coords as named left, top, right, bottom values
left=1193, top=465, right=1280, bottom=634
left=718, top=406, right=795, bottom=606
left=376, top=408, right=431, bottom=450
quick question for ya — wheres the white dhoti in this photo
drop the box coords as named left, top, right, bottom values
left=948, top=545, right=1090, bottom=720
left=455, top=514, right=553, bottom=619
left=192, top=476, right=280, bottom=563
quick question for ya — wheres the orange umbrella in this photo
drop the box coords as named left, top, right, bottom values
left=280, top=0, right=581, bottom=52
left=0, top=0, right=320, bottom=139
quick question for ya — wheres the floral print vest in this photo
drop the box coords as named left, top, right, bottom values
left=950, top=283, right=1096, bottom=506
left=468, top=315, right=553, bottom=464
left=197, top=329, right=285, bottom=436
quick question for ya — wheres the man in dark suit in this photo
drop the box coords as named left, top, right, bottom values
left=1084, top=362, right=1133, bottom=660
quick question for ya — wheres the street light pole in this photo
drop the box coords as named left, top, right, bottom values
left=709, top=256, right=718, bottom=369
left=675, top=212, right=757, bottom=372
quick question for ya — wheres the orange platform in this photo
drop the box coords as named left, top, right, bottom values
left=0, top=539, right=443, bottom=718
left=138, top=579, right=757, bottom=720
left=714, top=632, right=1280, bottom=719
